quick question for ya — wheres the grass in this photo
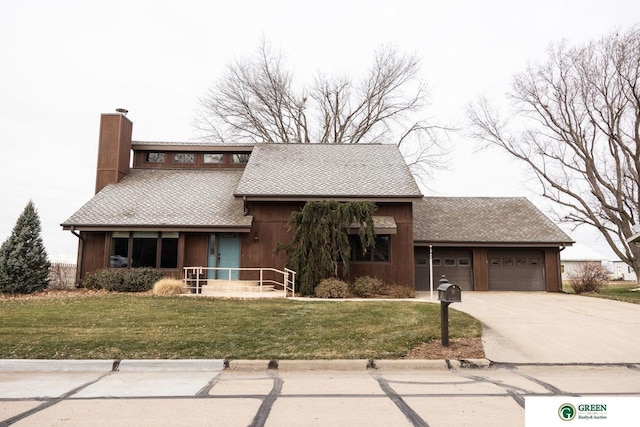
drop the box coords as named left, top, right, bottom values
left=0, top=294, right=481, bottom=360
left=562, top=281, right=640, bottom=304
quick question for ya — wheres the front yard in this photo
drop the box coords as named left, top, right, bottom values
left=563, top=281, right=640, bottom=304
left=0, top=291, right=482, bottom=360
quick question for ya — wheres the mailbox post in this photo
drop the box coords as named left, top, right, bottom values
left=436, top=275, right=462, bottom=347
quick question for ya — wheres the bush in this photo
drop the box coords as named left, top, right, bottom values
left=349, top=276, right=385, bottom=298
left=315, top=278, right=350, bottom=298
left=83, top=268, right=164, bottom=292
left=382, top=284, right=416, bottom=298
left=153, top=278, right=185, bottom=296
left=567, top=263, right=610, bottom=294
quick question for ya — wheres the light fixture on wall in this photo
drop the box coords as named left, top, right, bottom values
left=254, top=233, right=259, bottom=241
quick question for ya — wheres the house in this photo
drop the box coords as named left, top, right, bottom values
left=611, top=261, right=637, bottom=281
left=62, top=112, right=422, bottom=288
left=559, top=243, right=608, bottom=281
left=62, top=112, right=573, bottom=292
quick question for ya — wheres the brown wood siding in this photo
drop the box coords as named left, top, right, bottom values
left=183, top=233, right=209, bottom=268
left=472, top=248, right=489, bottom=291
left=78, top=232, right=108, bottom=281
left=544, top=248, right=561, bottom=292
left=242, top=201, right=415, bottom=287
left=95, top=114, right=132, bottom=193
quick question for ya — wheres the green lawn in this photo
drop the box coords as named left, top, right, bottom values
left=0, top=294, right=481, bottom=360
left=562, top=281, right=640, bottom=304
left=591, top=282, right=640, bottom=304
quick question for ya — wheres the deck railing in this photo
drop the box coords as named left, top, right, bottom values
left=183, top=267, right=296, bottom=298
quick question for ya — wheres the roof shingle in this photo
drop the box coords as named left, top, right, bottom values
left=62, top=169, right=252, bottom=229
left=235, top=144, right=423, bottom=199
left=413, top=197, right=573, bottom=244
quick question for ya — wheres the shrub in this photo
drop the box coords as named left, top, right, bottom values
left=383, top=284, right=416, bottom=298
left=83, top=268, right=164, bottom=292
left=315, top=278, right=350, bottom=298
left=567, top=263, right=610, bottom=294
left=349, top=276, right=385, bottom=298
left=153, top=278, right=185, bottom=296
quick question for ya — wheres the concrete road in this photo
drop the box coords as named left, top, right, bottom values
left=450, top=292, right=640, bottom=364
left=2, top=361, right=640, bottom=426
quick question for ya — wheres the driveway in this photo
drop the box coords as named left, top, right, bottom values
left=448, top=292, right=640, bottom=364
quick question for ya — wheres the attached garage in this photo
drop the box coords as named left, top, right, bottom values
left=413, top=197, right=573, bottom=292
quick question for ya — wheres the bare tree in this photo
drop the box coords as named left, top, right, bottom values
left=468, top=26, right=640, bottom=280
left=195, top=40, right=450, bottom=183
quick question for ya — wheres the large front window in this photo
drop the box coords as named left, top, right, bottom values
left=110, top=232, right=179, bottom=269
left=349, top=235, right=391, bottom=263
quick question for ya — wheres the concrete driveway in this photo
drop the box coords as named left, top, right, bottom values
left=450, top=292, right=640, bottom=364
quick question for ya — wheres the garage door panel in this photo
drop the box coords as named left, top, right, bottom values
left=488, top=250, right=544, bottom=291
left=415, top=248, right=473, bottom=291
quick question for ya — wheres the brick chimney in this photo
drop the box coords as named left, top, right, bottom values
left=95, top=111, right=132, bottom=194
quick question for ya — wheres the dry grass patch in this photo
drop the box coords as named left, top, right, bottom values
left=152, top=279, right=185, bottom=296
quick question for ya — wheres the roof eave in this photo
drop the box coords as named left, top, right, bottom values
left=413, top=241, right=574, bottom=247
left=236, top=194, right=423, bottom=202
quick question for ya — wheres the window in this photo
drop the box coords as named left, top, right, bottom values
left=503, top=258, right=514, bottom=267
left=232, top=153, right=250, bottom=164
left=416, top=258, right=428, bottom=266
left=516, top=258, right=527, bottom=267
left=204, top=153, right=224, bottom=164
left=444, top=258, right=456, bottom=266
left=490, top=258, right=500, bottom=266
left=458, top=258, right=471, bottom=267
left=160, top=232, right=179, bottom=268
left=110, top=232, right=179, bottom=269
left=173, top=153, right=195, bottom=163
left=132, top=232, right=158, bottom=268
left=561, top=264, right=565, bottom=273
left=146, top=152, right=165, bottom=163
left=529, top=258, right=539, bottom=266
left=110, top=232, right=129, bottom=268
left=349, top=235, right=390, bottom=263
left=432, top=258, right=442, bottom=266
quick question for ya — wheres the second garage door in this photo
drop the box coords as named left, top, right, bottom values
left=488, top=249, right=545, bottom=291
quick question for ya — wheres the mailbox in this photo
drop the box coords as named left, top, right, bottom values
left=437, top=277, right=462, bottom=303
left=436, top=275, right=461, bottom=347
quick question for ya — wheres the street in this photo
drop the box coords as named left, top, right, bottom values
left=2, top=362, right=640, bottom=426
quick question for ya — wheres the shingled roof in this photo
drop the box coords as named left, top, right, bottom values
left=413, top=197, right=573, bottom=245
left=62, top=169, right=252, bottom=230
left=235, top=144, right=423, bottom=200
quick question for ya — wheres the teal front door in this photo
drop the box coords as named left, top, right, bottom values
left=216, top=234, right=241, bottom=280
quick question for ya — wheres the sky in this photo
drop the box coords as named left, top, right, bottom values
left=1, top=0, right=639, bottom=262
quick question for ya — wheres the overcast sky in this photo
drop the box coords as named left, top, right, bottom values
left=1, top=0, right=639, bottom=262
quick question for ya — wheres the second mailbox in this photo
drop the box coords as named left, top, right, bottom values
left=437, top=281, right=462, bottom=303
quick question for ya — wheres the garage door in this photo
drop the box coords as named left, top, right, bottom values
left=415, top=248, right=473, bottom=291
left=488, top=249, right=545, bottom=291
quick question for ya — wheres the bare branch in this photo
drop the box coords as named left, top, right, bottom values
left=468, top=25, right=640, bottom=279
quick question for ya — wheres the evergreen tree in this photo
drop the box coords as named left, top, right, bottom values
left=0, top=201, right=51, bottom=294
left=277, top=200, right=376, bottom=295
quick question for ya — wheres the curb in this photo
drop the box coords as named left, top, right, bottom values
left=226, top=358, right=492, bottom=371
left=0, top=359, right=226, bottom=372
left=0, top=358, right=491, bottom=372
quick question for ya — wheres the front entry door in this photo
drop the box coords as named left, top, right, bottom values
left=216, top=234, right=241, bottom=280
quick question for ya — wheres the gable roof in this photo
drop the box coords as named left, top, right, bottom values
left=62, top=169, right=252, bottom=231
left=413, top=197, right=573, bottom=246
left=560, top=243, right=607, bottom=261
left=235, top=144, right=423, bottom=200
